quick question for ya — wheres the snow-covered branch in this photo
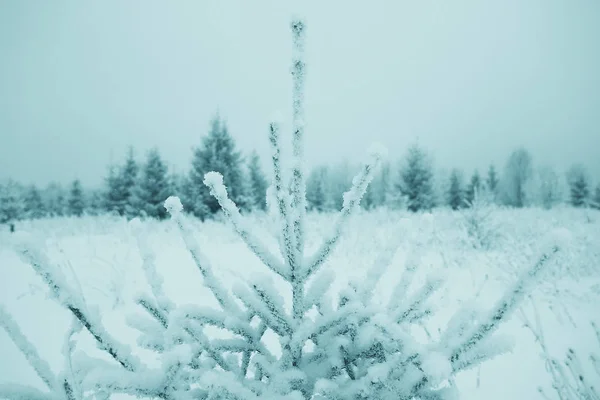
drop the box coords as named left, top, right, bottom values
left=0, top=384, right=58, bottom=400
left=202, top=173, right=288, bottom=279
left=302, top=144, right=386, bottom=281
left=165, top=196, right=241, bottom=313
left=0, top=305, right=57, bottom=391
left=268, top=119, right=297, bottom=274
left=14, top=240, right=139, bottom=372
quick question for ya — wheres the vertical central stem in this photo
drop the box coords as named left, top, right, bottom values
left=290, top=18, right=306, bottom=368
left=290, top=18, right=306, bottom=276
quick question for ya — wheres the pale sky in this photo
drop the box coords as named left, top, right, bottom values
left=1, top=1, right=599, bottom=188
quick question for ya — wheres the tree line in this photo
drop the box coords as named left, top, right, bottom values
left=307, top=145, right=600, bottom=213
left=1, top=115, right=599, bottom=224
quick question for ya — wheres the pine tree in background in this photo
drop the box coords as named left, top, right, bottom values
left=0, top=180, right=24, bottom=224
left=502, top=147, right=533, bottom=208
left=538, top=166, right=562, bottom=209
left=447, top=169, right=464, bottom=210
left=592, top=184, right=600, bottom=209
left=86, top=189, right=105, bottom=216
left=567, top=164, right=590, bottom=207
left=396, top=144, right=435, bottom=212
left=67, top=179, right=85, bottom=217
left=121, top=147, right=139, bottom=217
left=135, top=148, right=171, bottom=219
left=23, top=185, right=46, bottom=219
left=43, top=183, right=67, bottom=217
left=361, top=159, right=393, bottom=210
left=375, top=161, right=394, bottom=208
left=189, top=114, right=247, bottom=219
left=103, top=148, right=139, bottom=216
left=486, top=164, right=499, bottom=195
left=465, top=170, right=482, bottom=206
left=306, top=165, right=329, bottom=212
left=170, top=172, right=196, bottom=215
left=247, top=150, right=269, bottom=211
left=104, top=165, right=123, bottom=215
left=329, top=162, right=359, bottom=211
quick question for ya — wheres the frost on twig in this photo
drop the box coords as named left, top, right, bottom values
left=520, top=297, right=600, bottom=400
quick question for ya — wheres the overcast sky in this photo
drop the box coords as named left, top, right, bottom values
left=1, top=1, right=599, bottom=188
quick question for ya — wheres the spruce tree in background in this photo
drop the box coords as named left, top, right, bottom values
left=86, top=190, right=104, bottom=216
left=567, top=164, right=590, bottom=207
left=121, top=147, right=139, bottom=217
left=396, top=144, right=435, bottom=212
left=68, top=179, right=86, bottom=217
left=189, top=114, right=247, bottom=219
left=538, top=166, right=562, bottom=209
left=447, top=169, right=464, bottom=210
left=0, top=180, right=24, bottom=225
left=362, top=160, right=393, bottom=210
left=247, top=150, right=269, bottom=211
left=502, top=147, right=533, bottom=207
left=465, top=170, right=482, bottom=206
left=169, top=172, right=195, bottom=214
left=486, top=164, right=499, bottom=195
left=103, top=148, right=139, bottom=216
left=592, top=184, right=600, bottom=210
left=375, top=161, right=393, bottom=208
left=306, top=165, right=329, bottom=211
left=104, top=165, right=123, bottom=215
left=43, top=183, right=67, bottom=217
left=23, top=185, right=46, bottom=219
left=135, top=148, right=171, bottom=219
left=328, top=161, right=354, bottom=211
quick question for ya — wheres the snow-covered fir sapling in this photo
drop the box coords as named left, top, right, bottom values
left=2, top=17, right=567, bottom=400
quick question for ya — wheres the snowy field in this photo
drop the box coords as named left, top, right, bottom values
left=1, top=207, right=599, bottom=399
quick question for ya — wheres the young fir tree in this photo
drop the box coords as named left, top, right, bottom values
left=68, top=179, right=86, bottom=217
left=23, top=184, right=46, bottom=219
left=189, top=115, right=247, bottom=219
left=135, top=148, right=171, bottom=219
left=247, top=150, right=269, bottom=211
left=396, top=144, right=435, bottom=212
left=567, top=165, right=590, bottom=207
left=447, top=169, right=464, bottom=210
left=465, top=170, right=482, bottom=206
left=2, top=16, right=568, bottom=400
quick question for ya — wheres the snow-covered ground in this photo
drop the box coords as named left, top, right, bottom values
left=1, top=206, right=599, bottom=399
